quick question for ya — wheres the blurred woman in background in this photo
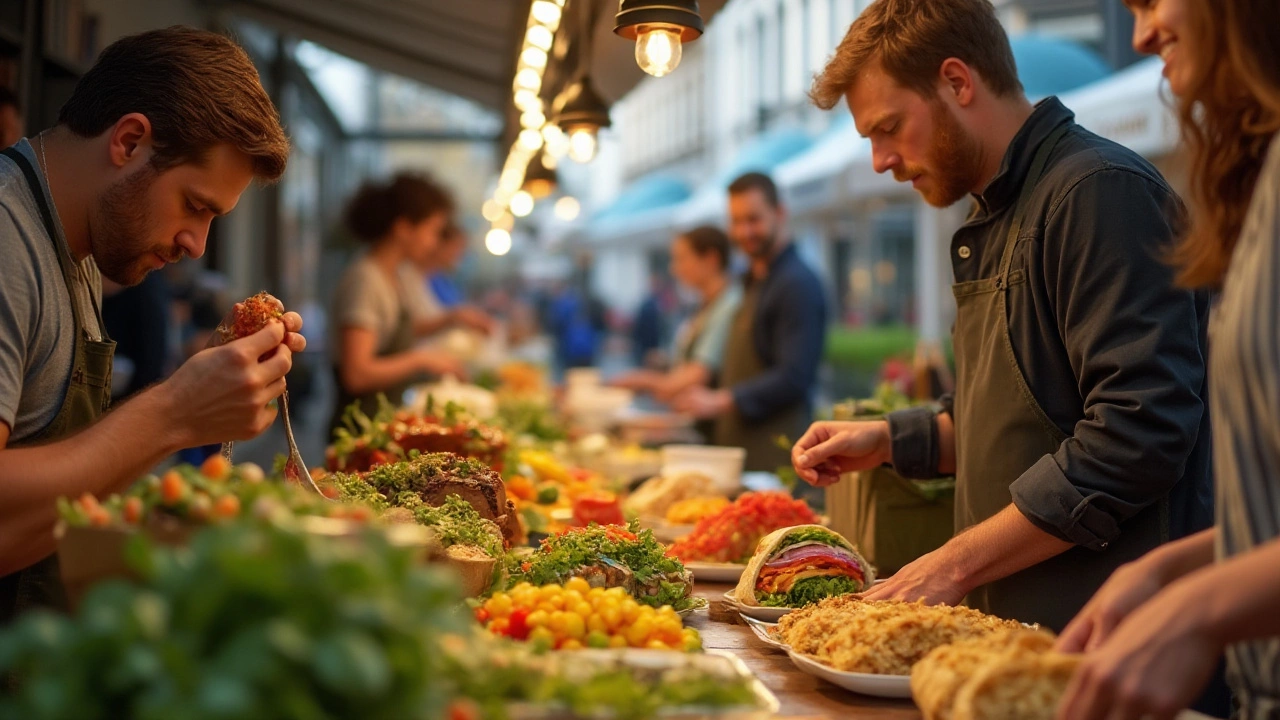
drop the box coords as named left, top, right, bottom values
left=614, top=226, right=741, bottom=404
left=328, top=173, right=464, bottom=435
left=1058, top=1, right=1280, bottom=718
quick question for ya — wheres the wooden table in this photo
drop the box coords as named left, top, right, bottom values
left=688, top=583, right=923, bottom=720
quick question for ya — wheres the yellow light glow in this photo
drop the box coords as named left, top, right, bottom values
left=514, top=90, right=542, bottom=114
left=520, top=109, right=547, bottom=130
left=493, top=212, right=515, bottom=231
left=635, top=25, right=682, bottom=77
left=521, top=46, right=548, bottom=70
left=510, top=190, right=535, bottom=217
left=543, top=124, right=569, bottom=159
left=525, top=24, right=553, bottom=52
left=531, top=1, right=561, bottom=30
left=518, top=129, right=544, bottom=152
left=554, top=196, right=581, bottom=222
left=514, top=68, right=542, bottom=92
left=567, top=127, right=597, bottom=163
left=481, top=199, right=504, bottom=222
left=485, top=228, right=513, bottom=256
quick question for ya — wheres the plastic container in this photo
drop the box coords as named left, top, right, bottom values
left=660, top=445, right=746, bottom=494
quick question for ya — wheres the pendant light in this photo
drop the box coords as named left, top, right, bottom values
left=553, top=74, right=611, bottom=163
left=613, top=0, right=704, bottom=78
left=522, top=153, right=558, bottom=200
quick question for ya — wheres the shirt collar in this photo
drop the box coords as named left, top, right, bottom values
left=974, top=97, right=1075, bottom=213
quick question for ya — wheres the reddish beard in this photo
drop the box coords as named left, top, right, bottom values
left=90, top=163, right=174, bottom=286
left=902, top=100, right=985, bottom=208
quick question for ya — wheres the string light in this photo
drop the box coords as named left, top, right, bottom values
left=485, top=228, right=512, bottom=256
left=554, top=196, right=581, bottom=221
left=509, top=190, right=535, bottom=218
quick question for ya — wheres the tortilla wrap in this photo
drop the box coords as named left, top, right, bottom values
left=733, top=524, right=874, bottom=606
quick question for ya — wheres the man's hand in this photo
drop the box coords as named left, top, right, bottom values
left=452, top=305, right=496, bottom=335
left=858, top=547, right=968, bottom=606
left=163, top=321, right=293, bottom=447
left=1056, top=554, right=1171, bottom=653
left=1057, top=577, right=1222, bottom=720
left=671, top=386, right=733, bottom=419
left=207, top=294, right=307, bottom=355
left=791, top=421, right=891, bottom=487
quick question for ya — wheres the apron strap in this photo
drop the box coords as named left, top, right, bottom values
left=1, top=145, right=109, bottom=335
left=995, top=123, right=1072, bottom=285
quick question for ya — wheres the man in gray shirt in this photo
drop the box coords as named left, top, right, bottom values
left=0, top=27, right=304, bottom=624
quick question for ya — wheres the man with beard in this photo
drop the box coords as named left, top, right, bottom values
left=789, top=0, right=1214, bottom=632
left=0, top=27, right=299, bottom=624
left=676, top=173, right=827, bottom=475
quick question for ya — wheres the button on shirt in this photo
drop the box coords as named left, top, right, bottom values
left=888, top=98, right=1214, bottom=549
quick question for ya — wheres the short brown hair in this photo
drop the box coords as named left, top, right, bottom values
left=677, top=226, right=732, bottom=270
left=810, top=0, right=1022, bottom=110
left=344, top=173, right=455, bottom=243
left=727, top=172, right=781, bottom=208
left=58, top=26, right=289, bottom=182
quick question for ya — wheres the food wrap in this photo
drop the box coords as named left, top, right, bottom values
left=733, top=524, right=874, bottom=607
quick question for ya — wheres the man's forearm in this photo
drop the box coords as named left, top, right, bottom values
left=946, top=504, right=1075, bottom=595
left=1146, top=528, right=1216, bottom=584
left=0, top=388, right=187, bottom=574
left=1183, top=535, right=1280, bottom=647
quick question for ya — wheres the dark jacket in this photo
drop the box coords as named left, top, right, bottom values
left=889, top=98, right=1214, bottom=549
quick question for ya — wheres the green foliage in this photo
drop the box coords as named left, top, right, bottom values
left=824, top=325, right=918, bottom=372
left=757, top=575, right=865, bottom=608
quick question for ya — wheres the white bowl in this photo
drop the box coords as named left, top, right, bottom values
left=661, top=445, right=746, bottom=494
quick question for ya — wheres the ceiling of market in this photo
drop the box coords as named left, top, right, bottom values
left=208, top=0, right=730, bottom=131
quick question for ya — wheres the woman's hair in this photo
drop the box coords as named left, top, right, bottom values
left=1172, top=0, right=1280, bottom=288
left=344, top=172, right=454, bottom=243
left=677, top=226, right=732, bottom=270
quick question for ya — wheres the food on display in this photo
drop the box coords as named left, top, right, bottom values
left=475, top=577, right=701, bottom=651
left=326, top=453, right=521, bottom=549
left=506, top=523, right=699, bottom=611
left=0, top=522, right=467, bottom=719
left=327, top=397, right=507, bottom=474
left=733, top=525, right=875, bottom=608
left=506, top=450, right=616, bottom=536
left=57, top=456, right=369, bottom=531
left=774, top=595, right=1024, bottom=675
left=624, top=471, right=717, bottom=519
left=911, top=630, right=1063, bottom=720
left=667, top=491, right=819, bottom=564
left=664, top=496, right=729, bottom=525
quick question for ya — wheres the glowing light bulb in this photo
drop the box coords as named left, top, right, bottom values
left=481, top=199, right=504, bottom=222
left=520, top=109, right=546, bottom=130
left=514, top=68, right=542, bottom=92
left=514, top=90, right=541, bottom=113
left=530, top=1, right=561, bottom=30
left=525, top=24, right=553, bottom=52
left=554, top=196, right=581, bottom=221
left=510, top=190, right=535, bottom=217
left=485, top=228, right=512, bottom=256
left=521, top=46, right=548, bottom=70
left=635, top=25, right=682, bottom=77
left=518, top=128, right=544, bottom=152
left=567, top=127, right=597, bottom=163
left=542, top=124, right=568, bottom=159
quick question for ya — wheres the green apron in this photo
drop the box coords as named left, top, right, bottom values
left=951, top=125, right=1168, bottom=632
left=0, top=146, right=115, bottom=626
left=713, top=280, right=806, bottom=473
left=329, top=297, right=417, bottom=438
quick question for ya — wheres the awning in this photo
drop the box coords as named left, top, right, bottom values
left=1009, top=35, right=1111, bottom=100
left=1061, top=57, right=1176, bottom=158
left=587, top=173, right=693, bottom=244
left=676, top=126, right=814, bottom=226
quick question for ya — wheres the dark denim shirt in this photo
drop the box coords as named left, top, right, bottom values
left=731, top=244, right=828, bottom=421
left=888, top=98, right=1214, bottom=549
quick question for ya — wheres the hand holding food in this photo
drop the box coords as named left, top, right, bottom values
left=207, top=291, right=306, bottom=354
left=791, top=420, right=892, bottom=487
left=160, top=319, right=292, bottom=447
left=733, top=526, right=874, bottom=608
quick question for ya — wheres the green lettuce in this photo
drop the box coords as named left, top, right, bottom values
left=757, top=575, right=864, bottom=608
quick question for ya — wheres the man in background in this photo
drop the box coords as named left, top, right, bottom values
left=675, top=172, right=828, bottom=474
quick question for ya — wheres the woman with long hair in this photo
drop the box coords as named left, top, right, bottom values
left=613, top=226, right=741, bottom=402
left=1057, top=1, right=1280, bottom=718
left=328, top=173, right=464, bottom=435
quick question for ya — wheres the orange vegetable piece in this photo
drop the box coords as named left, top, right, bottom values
left=160, top=472, right=187, bottom=505
left=212, top=495, right=241, bottom=519
left=506, top=475, right=536, bottom=501
left=122, top=496, right=144, bottom=524
left=200, top=454, right=230, bottom=480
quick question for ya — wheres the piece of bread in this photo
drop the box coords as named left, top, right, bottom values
left=912, top=630, right=1055, bottom=720
left=950, top=650, right=1079, bottom=720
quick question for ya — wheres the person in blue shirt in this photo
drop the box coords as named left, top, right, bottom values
left=427, top=224, right=467, bottom=308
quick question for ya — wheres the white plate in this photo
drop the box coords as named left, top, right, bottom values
left=685, top=562, right=746, bottom=583
left=676, top=597, right=710, bottom=618
left=786, top=650, right=913, bottom=699
left=722, top=591, right=795, bottom=622
left=740, top=616, right=789, bottom=651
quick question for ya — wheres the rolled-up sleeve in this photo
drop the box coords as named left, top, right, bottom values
left=887, top=406, right=940, bottom=479
left=731, top=272, right=826, bottom=422
left=1010, top=168, right=1209, bottom=550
